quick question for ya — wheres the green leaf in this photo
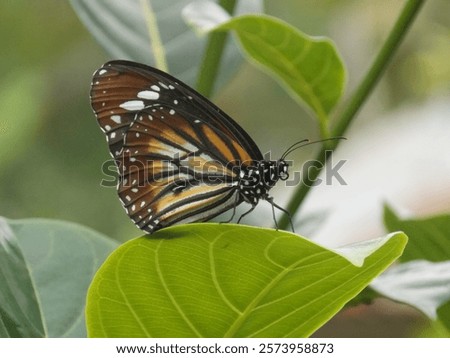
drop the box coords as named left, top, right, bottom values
left=0, top=218, right=45, bottom=338
left=379, top=206, right=450, bottom=329
left=86, top=224, right=406, bottom=337
left=437, top=301, right=450, bottom=333
left=384, top=204, right=450, bottom=262
left=70, top=0, right=262, bottom=88
left=0, top=318, right=9, bottom=337
left=187, top=12, right=346, bottom=124
left=0, top=217, right=117, bottom=337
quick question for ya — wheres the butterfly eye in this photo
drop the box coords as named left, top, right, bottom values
left=277, top=161, right=289, bottom=180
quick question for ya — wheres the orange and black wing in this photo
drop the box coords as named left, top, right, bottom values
left=90, top=60, right=261, bottom=233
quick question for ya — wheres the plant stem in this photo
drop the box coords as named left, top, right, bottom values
left=195, top=0, right=237, bottom=96
left=318, top=112, right=331, bottom=140
left=332, top=0, right=425, bottom=136
left=140, top=0, right=168, bottom=71
left=278, top=0, right=425, bottom=230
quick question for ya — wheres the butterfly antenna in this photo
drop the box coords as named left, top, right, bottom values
left=280, top=139, right=309, bottom=160
left=281, top=136, right=346, bottom=160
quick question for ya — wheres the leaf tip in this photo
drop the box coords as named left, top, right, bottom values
left=182, top=1, right=231, bottom=35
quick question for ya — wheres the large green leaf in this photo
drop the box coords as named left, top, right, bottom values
left=86, top=224, right=406, bottom=337
left=384, top=204, right=450, bottom=262
left=0, top=218, right=45, bottom=338
left=184, top=7, right=345, bottom=120
left=0, top=218, right=117, bottom=337
left=70, top=0, right=262, bottom=88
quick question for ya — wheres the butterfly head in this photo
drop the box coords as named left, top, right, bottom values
left=276, top=159, right=290, bottom=181
left=254, top=159, right=290, bottom=188
left=238, top=160, right=289, bottom=205
left=259, top=160, right=290, bottom=186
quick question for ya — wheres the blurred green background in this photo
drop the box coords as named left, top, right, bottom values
left=1, top=0, right=449, bottom=337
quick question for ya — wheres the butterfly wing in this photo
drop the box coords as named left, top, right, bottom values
left=117, top=107, right=246, bottom=232
left=90, top=60, right=263, bottom=161
left=90, top=60, right=262, bottom=233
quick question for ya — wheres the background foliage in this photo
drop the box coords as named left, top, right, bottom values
left=0, top=0, right=449, bottom=337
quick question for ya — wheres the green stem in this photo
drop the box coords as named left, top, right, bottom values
left=140, top=0, right=168, bottom=71
left=278, top=0, right=425, bottom=230
left=332, top=0, right=425, bottom=136
left=318, top=112, right=331, bottom=140
left=195, top=0, right=237, bottom=96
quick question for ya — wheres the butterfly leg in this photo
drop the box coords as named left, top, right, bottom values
left=237, top=204, right=257, bottom=224
left=266, top=197, right=295, bottom=232
left=220, top=206, right=237, bottom=224
left=219, top=192, right=240, bottom=224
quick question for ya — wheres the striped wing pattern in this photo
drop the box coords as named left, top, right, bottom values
left=90, top=60, right=262, bottom=233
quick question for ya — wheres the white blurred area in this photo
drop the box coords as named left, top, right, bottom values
left=217, top=95, right=450, bottom=247
left=299, top=95, right=450, bottom=247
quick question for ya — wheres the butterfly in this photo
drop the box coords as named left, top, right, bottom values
left=90, top=60, right=297, bottom=234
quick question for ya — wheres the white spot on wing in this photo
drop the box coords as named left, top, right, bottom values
left=110, top=115, right=121, bottom=124
left=120, top=100, right=145, bottom=111
left=151, top=85, right=160, bottom=91
left=99, top=69, right=107, bottom=75
left=137, top=90, right=160, bottom=100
